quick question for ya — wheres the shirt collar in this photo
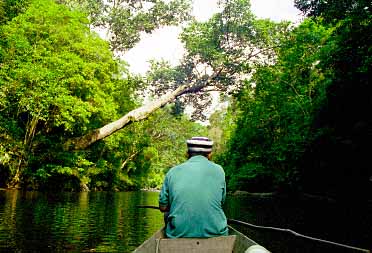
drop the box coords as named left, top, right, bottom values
left=188, top=155, right=208, bottom=162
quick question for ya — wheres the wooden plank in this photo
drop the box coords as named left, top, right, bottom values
left=157, top=235, right=236, bottom=253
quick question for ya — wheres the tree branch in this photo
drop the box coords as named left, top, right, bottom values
left=64, top=82, right=190, bottom=150
left=120, top=149, right=141, bottom=170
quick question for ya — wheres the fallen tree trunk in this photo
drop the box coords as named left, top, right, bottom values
left=64, top=83, right=191, bottom=150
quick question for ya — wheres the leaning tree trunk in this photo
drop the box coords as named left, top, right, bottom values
left=64, top=83, right=191, bottom=150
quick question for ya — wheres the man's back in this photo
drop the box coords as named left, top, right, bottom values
left=159, top=155, right=228, bottom=238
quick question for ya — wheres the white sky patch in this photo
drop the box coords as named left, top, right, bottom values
left=123, top=26, right=185, bottom=75
left=192, top=0, right=221, bottom=22
left=250, top=0, right=302, bottom=22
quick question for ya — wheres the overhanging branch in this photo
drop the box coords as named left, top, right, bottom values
left=63, top=68, right=227, bottom=150
left=64, top=83, right=190, bottom=150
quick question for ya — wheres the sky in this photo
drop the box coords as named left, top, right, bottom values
left=123, top=0, right=303, bottom=75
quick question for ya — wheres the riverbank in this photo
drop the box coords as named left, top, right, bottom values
left=232, top=190, right=372, bottom=204
left=232, top=191, right=277, bottom=198
left=231, top=190, right=350, bottom=203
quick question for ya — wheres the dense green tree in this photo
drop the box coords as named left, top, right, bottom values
left=294, top=0, right=371, bottom=23
left=0, top=0, right=136, bottom=189
left=0, top=0, right=205, bottom=191
left=0, top=0, right=31, bottom=24
left=219, top=0, right=372, bottom=198
left=207, top=103, right=237, bottom=161
left=296, top=0, right=372, bottom=199
left=221, top=20, right=333, bottom=192
left=179, top=0, right=290, bottom=115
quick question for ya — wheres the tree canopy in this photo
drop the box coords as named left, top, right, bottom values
left=0, top=0, right=370, bottom=199
left=59, top=0, right=192, bottom=51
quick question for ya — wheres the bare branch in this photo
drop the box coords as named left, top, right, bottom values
left=64, top=82, right=190, bottom=150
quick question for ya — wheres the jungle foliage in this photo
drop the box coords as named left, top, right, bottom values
left=0, top=0, right=204, bottom=191
left=216, top=19, right=334, bottom=192
left=0, top=0, right=371, bottom=199
left=212, top=0, right=371, bottom=199
left=293, top=0, right=372, bottom=199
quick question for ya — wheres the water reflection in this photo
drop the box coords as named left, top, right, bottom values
left=0, top=191, right=370, bottom=252
left=0, top=191, right=163, bottom=252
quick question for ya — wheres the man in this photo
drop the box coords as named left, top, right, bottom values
left=158, top=136, right=228, bottom=238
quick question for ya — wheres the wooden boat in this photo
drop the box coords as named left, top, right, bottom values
left=133, top=225, right=270, bottom=253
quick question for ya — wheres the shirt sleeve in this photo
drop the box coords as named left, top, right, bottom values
left=159, top=175, right=169, bottom=207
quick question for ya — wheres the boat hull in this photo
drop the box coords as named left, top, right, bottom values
left=133, top=225, right=268, bottom=253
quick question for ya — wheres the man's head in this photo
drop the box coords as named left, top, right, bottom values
left=186, top=136, right=213, bottom=159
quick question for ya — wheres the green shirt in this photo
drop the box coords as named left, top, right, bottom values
left=159, top=155, right=228, bottom=238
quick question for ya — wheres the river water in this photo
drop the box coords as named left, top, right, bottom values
left=0, top=190, right=370, bottom=252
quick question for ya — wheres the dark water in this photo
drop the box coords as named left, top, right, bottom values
left=0, top=190, right=371, bottom=253
left=224, top=195, right=372, bottom=253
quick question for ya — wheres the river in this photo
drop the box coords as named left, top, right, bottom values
left=0, top=190, right=370, bottom=252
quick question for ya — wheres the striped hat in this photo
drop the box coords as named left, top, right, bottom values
left=186, top=137, right=213, bottom=153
